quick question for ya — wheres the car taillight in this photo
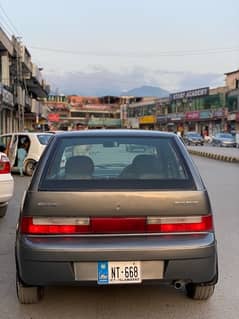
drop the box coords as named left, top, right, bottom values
left=20, top=217, right=90, bottom=234
left=20, top=215, right=213, bottom=235
left=146, top=215, right=213, bottom=233
left=0, top=154, right=11, bottom=174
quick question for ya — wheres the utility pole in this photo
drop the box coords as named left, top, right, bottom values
left=14, top=37, right=24, bottom=131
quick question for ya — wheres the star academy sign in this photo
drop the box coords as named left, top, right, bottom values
left=170, top=87, right=209, bottom=101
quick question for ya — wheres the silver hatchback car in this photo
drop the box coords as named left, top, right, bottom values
left=15, top=130, right=218, bottom=304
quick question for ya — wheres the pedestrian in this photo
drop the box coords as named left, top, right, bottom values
left=17, top=142, right=27, bottom=176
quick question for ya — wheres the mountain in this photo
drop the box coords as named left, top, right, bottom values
left=121, top=85, right=169, bottom=97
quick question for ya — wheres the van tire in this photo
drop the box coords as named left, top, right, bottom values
left=25, top=160, right=36, bottom=176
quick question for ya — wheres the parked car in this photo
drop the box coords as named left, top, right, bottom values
left=0, top=132, right=54, bottom=176
left=0, top=152, right=14, bottom=217
left=15, top=130, right=218, bottom=304
left=211, top=133, right=236, bottom=147
left=183, top=132, right=204, bottom=146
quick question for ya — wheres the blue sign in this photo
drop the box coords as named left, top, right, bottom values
left=98, top=261, right=109, bottom=284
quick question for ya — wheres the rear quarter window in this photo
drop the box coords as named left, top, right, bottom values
left=37, top=134, right=54, bottom=145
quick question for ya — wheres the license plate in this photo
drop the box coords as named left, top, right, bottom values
left=98, top=261, right=141, bottom=284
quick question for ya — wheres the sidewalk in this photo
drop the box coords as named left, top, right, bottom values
left=187, top=145, right=239, bottom=163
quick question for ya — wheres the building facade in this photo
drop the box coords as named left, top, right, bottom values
left=0, top=27, right=49, bottom=134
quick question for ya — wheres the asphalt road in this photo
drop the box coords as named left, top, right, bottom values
left=1, top=157, right=239, bottom=319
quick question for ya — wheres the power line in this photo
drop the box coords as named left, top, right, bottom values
left=0, top=12, right=15, bottom=36
left=0, top=18, right=12, bottom=38
left=0, top=1, right=21, bottom=35
left=29, top=45, right=239, bottom=58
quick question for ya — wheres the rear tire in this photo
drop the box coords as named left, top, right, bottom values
left=0, top=204, right=7, bottom=218
left=24, top=160, right=36, bottom=176
left=186, top=283, right=215, bottom=300
left=16, top=276, right=44, bottom=304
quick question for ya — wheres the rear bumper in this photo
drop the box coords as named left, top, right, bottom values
left=16, top=233, right=218, bottom=286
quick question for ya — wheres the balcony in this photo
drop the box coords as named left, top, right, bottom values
left=26, top=64, right=48, bottom=98
left=20, top=45, right=32, bottom=74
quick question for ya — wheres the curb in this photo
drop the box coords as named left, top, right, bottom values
left=188, top=149, right=239, bottom=163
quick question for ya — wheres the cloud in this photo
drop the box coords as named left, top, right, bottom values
left=45, top=67, right=224, bottom=96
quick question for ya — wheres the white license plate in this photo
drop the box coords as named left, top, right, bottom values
left=98, top=261, right=141, bottom=284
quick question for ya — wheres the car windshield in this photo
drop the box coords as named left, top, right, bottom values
left=188, top=133, right=201, bottom=138
left=218, top=133, right=233, bottom=139
left=37, top=134, right=54, bottom=145
left=39, top=136, right=195, bottom=190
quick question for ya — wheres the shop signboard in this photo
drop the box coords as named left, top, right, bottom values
left=227, top=113, right=236, bottom=121
left=170, top=87, right=209, bottom=101
left=167, top=113, right=184, bottom=122
left=126, top=118, right=139, bottom=129
left=185, top=111, right=200, bottom=121
left=200, top=110, right=212, bottom=120
left=88, top=118, right=121, bottom=127
left=1, top=87, right=14, bottom=106
left=213, top=108, right=225, bottom=119
left=48, top=113, right=60, bottom=122
left=139, top=115, right=156, bottom=124
left=104, top=119, right=121, bottom=127
left=157, top=115, right=167, bottom=123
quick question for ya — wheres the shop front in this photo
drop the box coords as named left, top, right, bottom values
left=227, top=113, right=237, bottom=133
left=166, top=113, right=185, bottom=135
left=156, top=115, right=167, bottom=131
left=198, top=110, right=212, bottom=137
left=212, top=108, right=226, bottom=135
left=185, top=111, right=200, bottom=133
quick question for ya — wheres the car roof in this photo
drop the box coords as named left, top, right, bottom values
left=53, top=129, right=175, bottom=139
left=0, top=132, right=53, bottom=136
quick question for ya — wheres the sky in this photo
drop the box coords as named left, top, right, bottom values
left=0, top=0, right=239, bottom=95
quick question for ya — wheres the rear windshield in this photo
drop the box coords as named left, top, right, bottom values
left=39, top=136, right=195, bottom=190
left=37, top=134, right=53, bottom=145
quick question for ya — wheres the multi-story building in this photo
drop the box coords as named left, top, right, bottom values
left=124, top=97, right=159, bottom=129
left=0, top=27, right=49, bottom=134
left=0, top=27, right=14, bottom=133
left=45, top=95, right=121, bottom=130
left=124, top=70, right=239, bottom=136
left=225, top=69, right=239, bottom=132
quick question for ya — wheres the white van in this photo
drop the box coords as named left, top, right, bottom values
left=0, top=132, right=53, bottom=176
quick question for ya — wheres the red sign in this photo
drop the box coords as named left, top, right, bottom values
left=48, top=113, right=60, bottom=122
left=185, top=111, right=200, bottom=121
